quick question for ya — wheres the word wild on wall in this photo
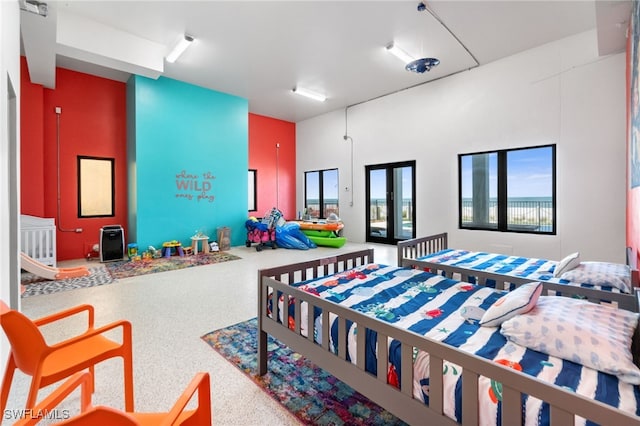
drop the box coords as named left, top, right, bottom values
left=175, top=170, right=216, bottom=202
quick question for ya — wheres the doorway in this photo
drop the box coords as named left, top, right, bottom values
left=365, top=161, right=415, bottom=244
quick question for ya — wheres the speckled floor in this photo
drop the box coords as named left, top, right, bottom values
left=4, top=242, right=396, bottom=425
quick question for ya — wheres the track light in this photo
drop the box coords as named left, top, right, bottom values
left=166, top=34, right=194, bottom=63
left=292, top=87, right=326, bottom=102
left=385, top=42, right=414, bottom=64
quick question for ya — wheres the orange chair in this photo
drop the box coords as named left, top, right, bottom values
left=0, top=301, right=134, bottom=414
left=13, top=371, right=212, bottom=425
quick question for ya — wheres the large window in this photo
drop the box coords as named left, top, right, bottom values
left=304, top=168, right=338, bottom=219
left=459, top=145, right=556, bottom=234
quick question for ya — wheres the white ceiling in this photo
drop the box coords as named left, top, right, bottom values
left=20, top=1, right=632, bottom=123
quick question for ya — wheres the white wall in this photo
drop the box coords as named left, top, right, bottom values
left=1, top=0, right=21, bottom=365
left=297, top=30, right=627, bottom=263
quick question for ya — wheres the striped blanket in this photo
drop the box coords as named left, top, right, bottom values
left=417, top=249, right=628, bottom=293
left=274, top=263, right=640, bottom=425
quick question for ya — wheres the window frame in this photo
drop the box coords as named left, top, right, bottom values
left=77, top=155, right=115, bottom=218
left=248, top=169, right=257, bottom=212
left=458, top=144, right=556, bottom=235
left=304, top=168, right=339, bottom=219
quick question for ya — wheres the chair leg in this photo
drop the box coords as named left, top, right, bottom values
left=25, top=372, right=43, bottom=409
left=1, top=355, right=16, bottom=413
left=88, top=365, right=96, bottom=396
left=123, top=353, right=134, bottom=411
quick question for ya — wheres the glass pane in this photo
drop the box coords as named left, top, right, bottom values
left=78, top=156, right=114, bottom=217
left=460, top=153, right=498, bottom=229
left=322, top=169, right=339, bottom=218
left=393, top=166, right=413, bottom=240
left=507, top=146, right=554, bottom=232
left=369, top=169, right=387, bottom=238
left=248, top=170, right=256, bottom=212
left=305, top=171, right=320, bottom=218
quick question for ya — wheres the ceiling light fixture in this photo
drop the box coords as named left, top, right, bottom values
left=292, top=87, right=326, bottom=102
left=406, top=57, right=440, bottom=73
left=385, top=42, right=414, bottom=64
left=166, top=34, right=194, bottom=63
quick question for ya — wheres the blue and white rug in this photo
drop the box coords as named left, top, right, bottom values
left=21, top=266, right=115, bottom=298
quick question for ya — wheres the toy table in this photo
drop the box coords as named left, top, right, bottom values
left=191, top=235, right=210, bottom=254
left=162, top=241, right=184, bottom=258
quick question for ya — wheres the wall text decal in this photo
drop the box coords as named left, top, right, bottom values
left=175, top=170, right=216, bottom=202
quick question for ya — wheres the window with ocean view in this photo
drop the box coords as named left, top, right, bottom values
left=459, top=145, right=556, bottom=234
left=304, top=168, right=338, bottom=219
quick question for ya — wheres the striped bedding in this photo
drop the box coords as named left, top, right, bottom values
left=417, top=248, right=629, bottom=293
left=271, top=263, right=640, bottom=425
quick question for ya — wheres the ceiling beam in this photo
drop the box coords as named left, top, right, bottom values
left=595, top=0, right=632, bottom=56
left=56, top=10, right=166, bottom=80
left=20, top=6, right=57, bottom=88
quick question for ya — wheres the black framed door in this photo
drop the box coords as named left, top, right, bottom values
left=365, top=161, right=416, bottom=244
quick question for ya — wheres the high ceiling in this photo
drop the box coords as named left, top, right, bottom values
left=20, top=1, right=632, bottom=123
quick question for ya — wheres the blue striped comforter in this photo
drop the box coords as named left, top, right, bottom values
left=276, top=263, right=640, bottom=425
left=417, top=249, right=628, bottom=293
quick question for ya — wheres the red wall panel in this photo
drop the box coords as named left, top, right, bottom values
left=20, top=57, right=45, bottom=216
left=21, top=59, right=128, bottom=261
left=248, top=113, right=296, bottom=219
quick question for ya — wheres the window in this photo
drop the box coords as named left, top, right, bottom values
left=459, top=145, right=556, bottom=234
left=78, top=156, right=115, bottom=218
left=248, top=169, right=257, bottom=212
left=304, top=168, right=338, bottom=219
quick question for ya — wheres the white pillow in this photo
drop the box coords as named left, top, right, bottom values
left=553, top=252, right=580, bottom=277
left=500, top=296, right=640, bottom=384
left=479, top=281, right=542, bottom=327
left=560, top=262, right=632, bottom=294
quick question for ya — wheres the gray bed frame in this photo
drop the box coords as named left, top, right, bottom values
left=397, top=232, right=640, bottom=312
left=257, top=249, right=640, bottom=425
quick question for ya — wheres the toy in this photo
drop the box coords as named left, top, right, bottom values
left=127, top=243, right=138, bottom=259
left=162, top=240, right=184, bottom=258
left=148, top=246, right=162, bottom=259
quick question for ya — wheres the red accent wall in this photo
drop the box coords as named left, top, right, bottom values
left=248, top=113, right=296, bottom=219
left=20, top=58, right=45, bottom=216
left=21, top=57, right=128, bottom=261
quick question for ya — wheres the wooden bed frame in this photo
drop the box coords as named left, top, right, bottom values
left=398, top=233, right=640, bottom=312
left=257, top=249, right=640, bottom=425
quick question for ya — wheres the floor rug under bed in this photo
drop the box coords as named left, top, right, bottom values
left=21, top=265, right=114, bottom=298
left=201, top=318, right=408, bottom=426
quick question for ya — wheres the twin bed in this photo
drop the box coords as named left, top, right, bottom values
left=398, top=233, right=639, bottom=312
left=257, top=241, right=640, bottom=425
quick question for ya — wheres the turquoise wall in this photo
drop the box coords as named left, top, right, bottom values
left=127, top=76, right=248, bottom=250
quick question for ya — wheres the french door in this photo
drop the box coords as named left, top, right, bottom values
left=365, top=161, right=416, bottom=244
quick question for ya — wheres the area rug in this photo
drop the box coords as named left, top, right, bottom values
left=21, top=265, right=114, bottom=298
left=105, top=251, right=241, bottom=279
left=201, top=318, right=407, bottom=426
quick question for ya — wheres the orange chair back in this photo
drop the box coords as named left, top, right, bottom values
left=0, top=301, right=49, bottom=375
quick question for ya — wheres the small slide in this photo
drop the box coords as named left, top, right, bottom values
left=21, top=252, right=90, bottom=280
